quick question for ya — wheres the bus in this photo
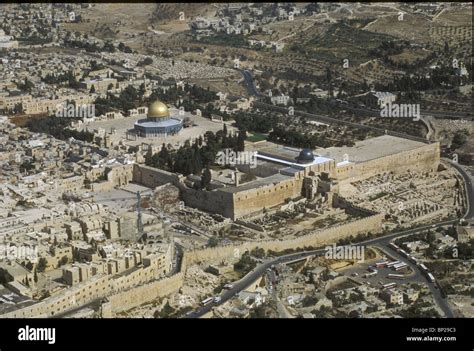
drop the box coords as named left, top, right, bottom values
left=427, top=273, right=436, bottom=283
left=201, top=297, right=213, bottom=306
left=408, top=256, right=418, bottom=264
left=388, top=243, right=399, bottom=251
left=399, top=249, right=408, bottom=257
left=375, top=261, right=388, bottom=268
left=387, top=274, right=405, bottom=280
left=386, top=261, right=401, bottom=268
left=419, top=263, right=429, bottom=273
left=381, top=282, right=397, bottom=289
left=393, top=263, right=408, bottom=271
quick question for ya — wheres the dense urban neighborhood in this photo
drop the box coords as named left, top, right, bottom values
left=0, top=2, right=472, bottom=323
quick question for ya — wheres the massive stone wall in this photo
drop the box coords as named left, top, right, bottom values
left=133, top=164, right=181, bottom=188
left=105, top=254, right=191, bottom=315
left=232, top=177, right=304, bottom=219
left=107, top=272, right=184, bottom=313
left=1, top=275, right=111, bottom=318
left=180, top=175, right=304, bottom=220
left=336, top=142, right=440, bottom=183
left=184, top=213, right=384, bottom=265
left=181, top=187, right=235, bottom=218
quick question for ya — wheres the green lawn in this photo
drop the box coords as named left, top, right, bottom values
left=247, top=133, right=267, bottom=142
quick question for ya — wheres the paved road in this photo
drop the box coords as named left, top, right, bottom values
left=420, top=110, right=473, bottom=121
left=184, top=249, right=327, bottom=318
left=443, top=158, right=474, bottom=220
left=241, top=69, right=266, bottom=98
left=184, top=217, right=464, bottom=318
left=348, top=105, right=473, bottom=121
left=375, top=242, right=454, bottom=318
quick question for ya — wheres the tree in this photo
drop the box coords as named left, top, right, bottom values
left=33, top=268, right=38, bottom=283
left=37, top=257, right=48, bottom=273
left=138, top=57, right=153, bottom=66
left=426, top=230, right=436, bottom=244
left=237, top=130, right=246, bottom=152
left=426, top=243, right=436, bottom=258
left=207, top=236, right=218, bottom=247
left=154, top=301, right=176, bottom=318
left=451, top=130, right=468, bottom=150
left=25, top=261, right=34, bottom=271
left=58, top=256, right=69, bottom=267
left=326, top=66, right=332, bottom=82
left=201, top=167, right=211, bottom=189
left=138, top=83, right=145, bottom=99
left=17, top=77, right=34, bottom=92
left=90, top=84, right=96, bottom=93
left=305, top=3, right=320, bottom=14
left=14, top=103, right=24, bottom=114
left=156, top=143, right=172, bottom=169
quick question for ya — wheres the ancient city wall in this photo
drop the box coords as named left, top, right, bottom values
left=184, top=213, right=384, bottom=265
left=232, top=177, right=304, bottom=218
left=133, top=164, right=181, bottom=188
left=1, top=275, right=111, bottom=318
left=336, top=142, right=440, bottom=183
left=181, top=176, right=304, bottom=220
left=107, top=272, right=185, bottom=313
left=182, top=187, right=235, bottom=218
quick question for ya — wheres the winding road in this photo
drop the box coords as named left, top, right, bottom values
left=185, top=215, right=469, bottom=318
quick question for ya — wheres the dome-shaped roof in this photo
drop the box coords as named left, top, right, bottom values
left=148, top=101, right=169, bottom=119
left=298, top=148, right=315, bottom=163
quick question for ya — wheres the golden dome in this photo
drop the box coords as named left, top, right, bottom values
left=148, top=101, right=169, bottom=119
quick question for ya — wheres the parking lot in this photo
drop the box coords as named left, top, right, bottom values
left=338, top=249, right=418, bottom=288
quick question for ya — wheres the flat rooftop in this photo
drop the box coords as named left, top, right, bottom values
left=256, top=153, right=332, bottom=168
left=255, top=145, right=306, bottom=163
left=318, top=135, right=428, bottom=164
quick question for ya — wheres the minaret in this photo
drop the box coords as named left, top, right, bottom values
left=233, top=168, right=239, bottom=186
